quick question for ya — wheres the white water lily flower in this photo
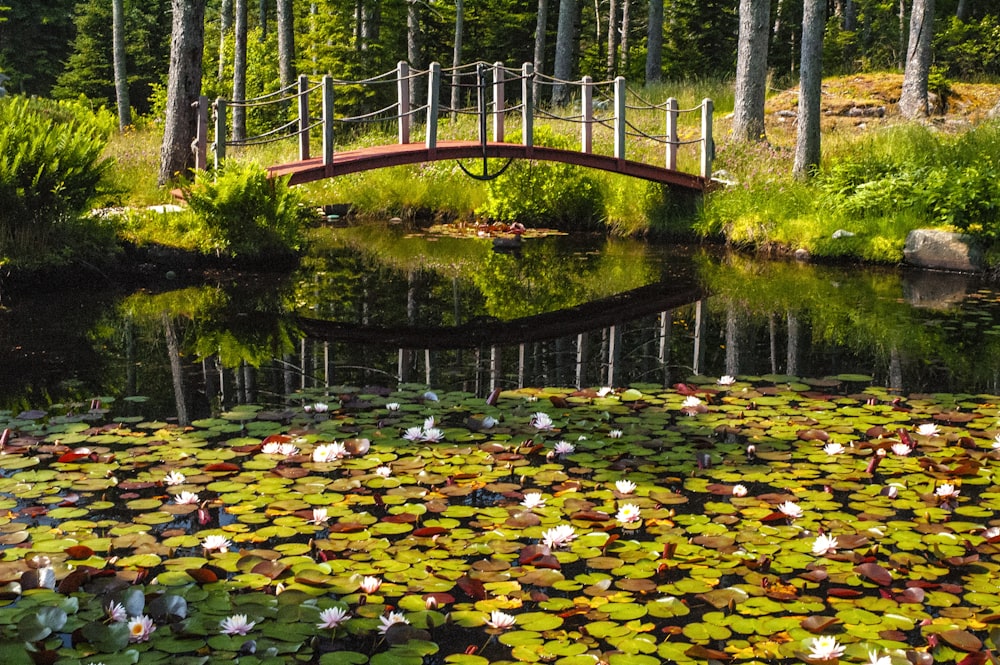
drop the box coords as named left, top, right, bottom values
left=890, top=443, right=912, bottom=456
left=992, top=433, right=1000, bottom=449
left=375, top=465, right=392, bottom=477
left=811, top=533, right=839, bottom=556
left=541, top=524, right=577, bottom=548
left=616, top=503, right=642, bottom=523
left=359, top=576, right=382, bottom=594
left=163, top=470, right=186, bottom=486
left=127, top=615, right=156, bottom=643
left=823, top=443, right=845, bottom=455
left=202, top=534, right=231, bottom=552
left=402, top=426, right=424, bottom=441
left=485, top=610, right=517, bottom=630
left=531, top=412, right=554, bottom=430
left=174, top=491, right=199, bottom=505
left=313, top=402, right=329, bottom=413
left=732, top=484, right=748, bottom=497
left=317, top=606, right=350, bottom=629
left=597, top=387, right=614, bottom=397
left=983, top=526, right=1000, bottom=539
left=935, top=483, right=960, bottom=500
left=778, top=501, right=803, bottom=519
left=278, top=443, right=298, bottom=456
left=521, top=492, right=546, bottom=509
left=717, top=375, right=736, bottom=385
left=615, top=479, right=637, bottom=494
left=916, top=423, right=939, bottom=437
left=423, top=416, right=436, bottom=430
left=219, top=614, right=256, bottom=636
left=313, top=442, right=347, bottom=462
left=807, top=635, right=845, bottom=660
left=682, top=395, right=703, bottom=408
left=378, top=611, right=409, bottom=634
left=386, top=402, right=400, bottom=411
left=308, top=508, right=329, bottom=525
left=866, top=650, right=891, bottom=665
left=421, top=427, right=444, bottom=442
left=106, top=601, right=127, bottom=623
left=553, top=441, right=575, bottom=455
left=609, top=429, right=623, bottom=439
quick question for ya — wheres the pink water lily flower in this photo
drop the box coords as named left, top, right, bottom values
left=127, top=615, right=155, bottom=643
left=219, top=614, right=256, bottom=635
left=317, top=606, right=350, bottom=629
left=484, top=610, right=516, bottom=630
left=541, top=524, right=577, bottom=548
left=359, top=576, right=382, bottom=594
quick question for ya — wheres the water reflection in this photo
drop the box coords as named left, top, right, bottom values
left=2, top=226, right=1000, bottom=421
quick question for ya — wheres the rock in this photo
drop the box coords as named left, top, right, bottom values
left=846, top=105, right=885, bottom=117
left=903, top=229, right=983, bottom=273
left=831, top=229, right=855, bottom=239
left=148, top=204, right=184, bottom=214
left=793, top=248, right=811, bottom=261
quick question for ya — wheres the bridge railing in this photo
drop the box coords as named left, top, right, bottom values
left=196, top=62, right=714, bottom=181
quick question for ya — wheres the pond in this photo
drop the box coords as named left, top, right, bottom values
left=2, top=224, right=1000, bottom=665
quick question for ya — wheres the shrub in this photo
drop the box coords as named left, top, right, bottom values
left=0, top=96, right=116, bottom=266
left=182, top=161, right=311, bottom=258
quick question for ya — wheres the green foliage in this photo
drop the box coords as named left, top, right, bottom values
left=934, top=15, right=1000, bottom=79
left=0, top=96, right=116, bottom=266
left=478, top=127, right=605, bottom=229
left=182, top=161, right=311, bottom=258
left=0, top=0, right=76, bottom=95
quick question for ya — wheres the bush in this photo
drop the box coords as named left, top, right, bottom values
left=182, top=161, right=311, bottom=258
left=0, top=96, right=116, bottom=266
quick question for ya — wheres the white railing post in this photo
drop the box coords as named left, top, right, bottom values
left=322, top=75, right=334, bottom=166
left=195, top=95, right=208, bottom=171
left=521, top=62, right=533, bottom=147
left=493, top=61, right=505, bottom=143
left=701, top=97, right=714, bottom=180
left=581, top=76, right=593, bottom=153
left=426, top=62, right=441, bottom=150
left=298, top=75, right=310, bottom=160
left=665, top=97, right=678, bottom=171
left=213, top=98, right=227, bottom=168
left=397, top=61, right=410, bottom=144
left=614, top=76, right=626, bottom=161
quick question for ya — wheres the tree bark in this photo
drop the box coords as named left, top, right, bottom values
left=731, top=0, right=771, bottom=142
left=552, top=0, right=578, bottom=104
left=619, top=0, right=631, bottom=76
left=793, top=0, right=825, bottom=179
left=451, top=0, right=463, bottom=120
left=407, top=0, right=422, bottom=105
left=898, top=0, right=907, bottom=70
left=606, top=0, right=618, bottom=77
left=899, top=0, right=935, bottom=119
left=956, top=0, right=969, bottom=21
left=219, top=0, right=233, bottom=80
left=158, top=0, right=207, bottom=185
left=277, top=0, right=295, bottom=89
left=645, top=0, right=662, bottom=83
left=259, top=0, right=268, bottom=39
left=112, top=0, right=131, bottom=130
left=232, top=0, right=248, bottom=141
left=533, top=0, right=549, bottom=102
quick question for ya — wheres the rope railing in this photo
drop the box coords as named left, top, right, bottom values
left=196, top=60, right=715, bottom=181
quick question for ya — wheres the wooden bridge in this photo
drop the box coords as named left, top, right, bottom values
left=194, top=62, right=715, bottom=192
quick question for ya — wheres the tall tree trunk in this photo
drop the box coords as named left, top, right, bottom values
left=731, top=0, right=771, bottom=142
left=645, top=0, right=662, bottom=83
left=451, top=0, right=463, bottom=120
left=112, top=0, right=131, bottom=130
left=606, top=0, right=618, bottom=77
left=259, top=0, right=268, bottom=39
left=552, top=0, right=578, bottom=104
left=793, top=0, right=825, bottom=179
left=407, top=0, right=422, bottom=105
left=219, top=0, right=233, bottom=80
left=233, top=0, right=248, bottom=141
left=533, top=0, right=549, bottom=102
left=956, top=0, right=969, bottom=21
left=844, top=0, right=856, bottom=31
left=158, top=0, right=207, bottom=185
left=898, top=0, right=907, bottom=70
left=163, top=314, right=189, bottom=426
left=899, top=0, right=935, bottom=118
left=619, top=0, right=631, bottom=75
left=277, top=0, right=295, bottom=89
left=361, top=0, right=381, bottom=48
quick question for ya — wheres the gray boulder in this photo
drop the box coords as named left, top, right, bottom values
left=903, top=229, right=983, bottom=273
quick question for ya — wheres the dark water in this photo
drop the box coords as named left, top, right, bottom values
left=3, top=223, right=1000, bottom=419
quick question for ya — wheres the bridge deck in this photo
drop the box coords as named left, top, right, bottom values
left=267, top=141, right=710, bottom=192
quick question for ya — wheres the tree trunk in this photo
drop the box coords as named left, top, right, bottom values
left=552, top=0, right=578, bottom=104
left=898, top=0, right=907, bottom=70
left=163, top=314, right=189, bottom=426
left=731, top=0, right=771, bottom=142
left=619, top=0, right=631, bottom=76
left=407, top=0, right=422, bottom=105
left=158, top=0, right=207, bottom=185
left=451, top=0, right=463, bottom=120
left=259, top=0, right=268, bottom=39
left=899, top=0, right=935, bottom=119
left=844, top=0, right=856, bottom=31
left=956, top=0, right=968, bottom=21
left=793, top=0, right=825, bottom=179
left=233, top=0, right=248, bottom=141
left=533, top=0, right=549, bottom=102
left=645, top=0, right=662, bottom=83
left=277, top=0, right=295, bottom=89
left=112, top=0, right=131, bottom=130
left=219, top=0, right=233, bottom=80
left=606, top=0, right=618, bottom=77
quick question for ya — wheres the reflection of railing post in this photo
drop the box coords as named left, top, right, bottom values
left=607, top=325, right=621, bottom=387
left=614, top=76, right=626, bottom=161
left=213, top=98, right=227, bottom=167
left=581, top=76, right=593, bottom=153
left=493, top=62, right=505, bottom=142
left=521, top=63, right=533, bottom=148
left=322, top=76, right=334, bottom=166
left=693, top=300, right=705, bottom=376
left=426, top=62, right=440, bottom=150
left=195, top=96, right=208, bottom=171
left=701, top=98, right=714, bottom=180
left=298, top=75, right=310, bottom=160
left=576, top=332, right=588, bottom=388
left=397, top=61, right=410, bottom=144
left=665, top=97, right=678, bottom=171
